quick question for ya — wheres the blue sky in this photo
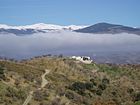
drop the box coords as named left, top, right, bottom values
left=0, top=0, right=140, bottom=27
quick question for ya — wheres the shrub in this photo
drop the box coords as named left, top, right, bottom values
left=111, top=91, right=117, bottom=96
left=98, top=84, right=107, bottom=90
left=127, top=88, right=134, bottom=94
left=65, top=91, right=74, bottom=99
left=90, top=78, right=97, bottom=86
left=34, top=91, right=44, bottom=101
left=0, top=65, right=5, bottom=80
left=5, top=87, right=26, bottom=100
left=85, top=82, right=94, bottom=90
left=133, top=101, right=140, bottom=105
left=69, top=82, right=86, bottom=96
left=102, top=78, right=110, bottom=85
left=133, top=92, right=140, bottom=102
left=17, top=89, right=27, bottom=100
left=96, top=89, right=102, bottom=96
left=6, top=87, right=17, bottom=98
left=70, top=82, right=86, bottom=92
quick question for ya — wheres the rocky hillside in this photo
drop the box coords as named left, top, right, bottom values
left=0, top=56, right=140, bottom=105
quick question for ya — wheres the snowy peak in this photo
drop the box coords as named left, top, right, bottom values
left=0, top=23, right=88, bottom=35
left=0, top=23, right=87, bottom=30
left=0, top=24, right=12, bottom=29
left=23, top=23, right=64, bottom=30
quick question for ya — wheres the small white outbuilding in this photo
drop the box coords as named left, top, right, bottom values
left=71, top=56, right=93, bottom=64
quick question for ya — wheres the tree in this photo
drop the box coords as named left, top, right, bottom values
left=58, top=54, right=63, bottom=58
left=69, top=82, right=86, bottom=95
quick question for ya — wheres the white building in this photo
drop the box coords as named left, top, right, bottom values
left=71, top=56, right=93, bottom=64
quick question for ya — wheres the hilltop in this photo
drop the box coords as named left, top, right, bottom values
left=0, top=56, right=140, bottom=105
left=75, top=23, right=140, bottom=35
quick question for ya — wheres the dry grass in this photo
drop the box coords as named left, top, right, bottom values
left=0, top=57, right=139, bottom=105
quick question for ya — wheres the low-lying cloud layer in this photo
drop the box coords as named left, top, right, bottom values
left=0, top=31, right=140, bottom=61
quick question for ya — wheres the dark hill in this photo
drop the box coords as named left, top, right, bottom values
left=75, top=23, right=140, bottom=35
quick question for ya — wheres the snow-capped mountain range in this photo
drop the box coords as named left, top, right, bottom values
left=0, top=23, right=88, bottom=35
left=0, top=23, right=87, bottom=30
left=0, top=22, right=140, bottom=35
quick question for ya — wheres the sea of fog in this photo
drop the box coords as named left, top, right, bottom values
left=0, top=31, right=140, bottom=64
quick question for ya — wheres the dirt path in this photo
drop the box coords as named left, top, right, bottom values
left=41, top=69, right=50, bottom=88
left=22, top=91, right=33, bottom=105
left=22, top=69, right=50, bottom=105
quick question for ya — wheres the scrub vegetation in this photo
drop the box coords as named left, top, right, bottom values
left=0, top=56, right=140, bottom=105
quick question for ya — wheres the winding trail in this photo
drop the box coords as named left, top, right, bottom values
left=41, top=69, right=50, bottom=88
left=22, top=69, right=50, bottom=105
left=22, top=91, right=33, bottom=105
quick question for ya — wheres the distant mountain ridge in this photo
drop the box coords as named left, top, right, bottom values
left=75, top=23, right=140, bottom=35
left=0, top=23, right=87, bottom=35
left=0, top=22, right=140, bottom=35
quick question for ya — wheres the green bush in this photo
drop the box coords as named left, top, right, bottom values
left=69, top=82, right=88, bottom=96
left=70, top=82, right=86, bottom=92
left=134, top=101, right=140, bottom=105
left=5, top=87, right=26, bottom=100
left=6, top=87, right=17, bottom=98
